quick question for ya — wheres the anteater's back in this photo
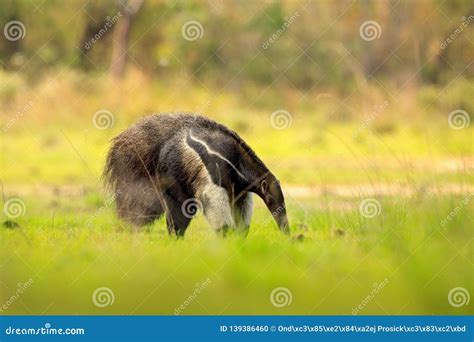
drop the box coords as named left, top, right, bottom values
left=103, top=113, right=246, bottom=190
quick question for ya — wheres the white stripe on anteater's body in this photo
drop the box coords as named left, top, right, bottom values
left=103, top=113, right=289, bottom=237
left=181, top=130, right=253, bottom=230
left=187, top=131, right=249, bottom=182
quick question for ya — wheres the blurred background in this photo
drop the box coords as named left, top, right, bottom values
left=0, top=0, right=472, bottom=185
left=1, top=0, right=473, bottom=121
left=0, top=0, right=472, bottom=315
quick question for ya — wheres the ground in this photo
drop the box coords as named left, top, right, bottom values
left=0, top=118, right=472, bottom=315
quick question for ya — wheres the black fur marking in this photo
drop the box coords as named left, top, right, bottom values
left=103, top=113, right=288, bottom=236
left=185, top=129, right=247, bottom=190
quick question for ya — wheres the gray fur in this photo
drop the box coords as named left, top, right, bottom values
left=103, top=113, right=289, bottom=237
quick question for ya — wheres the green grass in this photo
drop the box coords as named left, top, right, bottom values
left=1, top=108, right=472, bottom=315
left=0, top=189, right=472, bottom=315
left=1, top=48, right=473, bottom=318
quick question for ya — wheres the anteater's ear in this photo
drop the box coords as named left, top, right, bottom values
left=261, top=179, right=268, bottom=194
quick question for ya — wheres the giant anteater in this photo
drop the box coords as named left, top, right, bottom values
left=103, top=113, right=289, bottom=237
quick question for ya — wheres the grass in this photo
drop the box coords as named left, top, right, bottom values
left=0, top=72, right=472, bottom=315
left=0, top=187, right=472, bottom=315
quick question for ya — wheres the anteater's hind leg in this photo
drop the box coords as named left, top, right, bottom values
left=233, top=192, right=253, bottom=236
left=201, top=182, right=235, bottom=235
left=115, top=181, right=164, bottom=227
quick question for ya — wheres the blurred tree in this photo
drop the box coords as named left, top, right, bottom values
left=0, top=0, right=472, bottom=88
left=109, top=0, right=143, bottom=79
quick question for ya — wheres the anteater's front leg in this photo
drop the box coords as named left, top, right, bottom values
left=233, top=192, right=253, bottom=235
left=163, top=188, right=192, bottom=238
left=201, top=182, right=235, bottom=235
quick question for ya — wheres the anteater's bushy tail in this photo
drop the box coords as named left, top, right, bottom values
left=103, top=122, right=165, bottom=226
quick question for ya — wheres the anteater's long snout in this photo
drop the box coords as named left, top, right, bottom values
left=258, top=177, right=290, bottom=235
left=275, top=207, right=290, bottom=234
left=265, top=197, right=290, bottom=234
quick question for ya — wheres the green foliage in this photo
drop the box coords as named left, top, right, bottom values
left=1, top=0, right=473, bottom=89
